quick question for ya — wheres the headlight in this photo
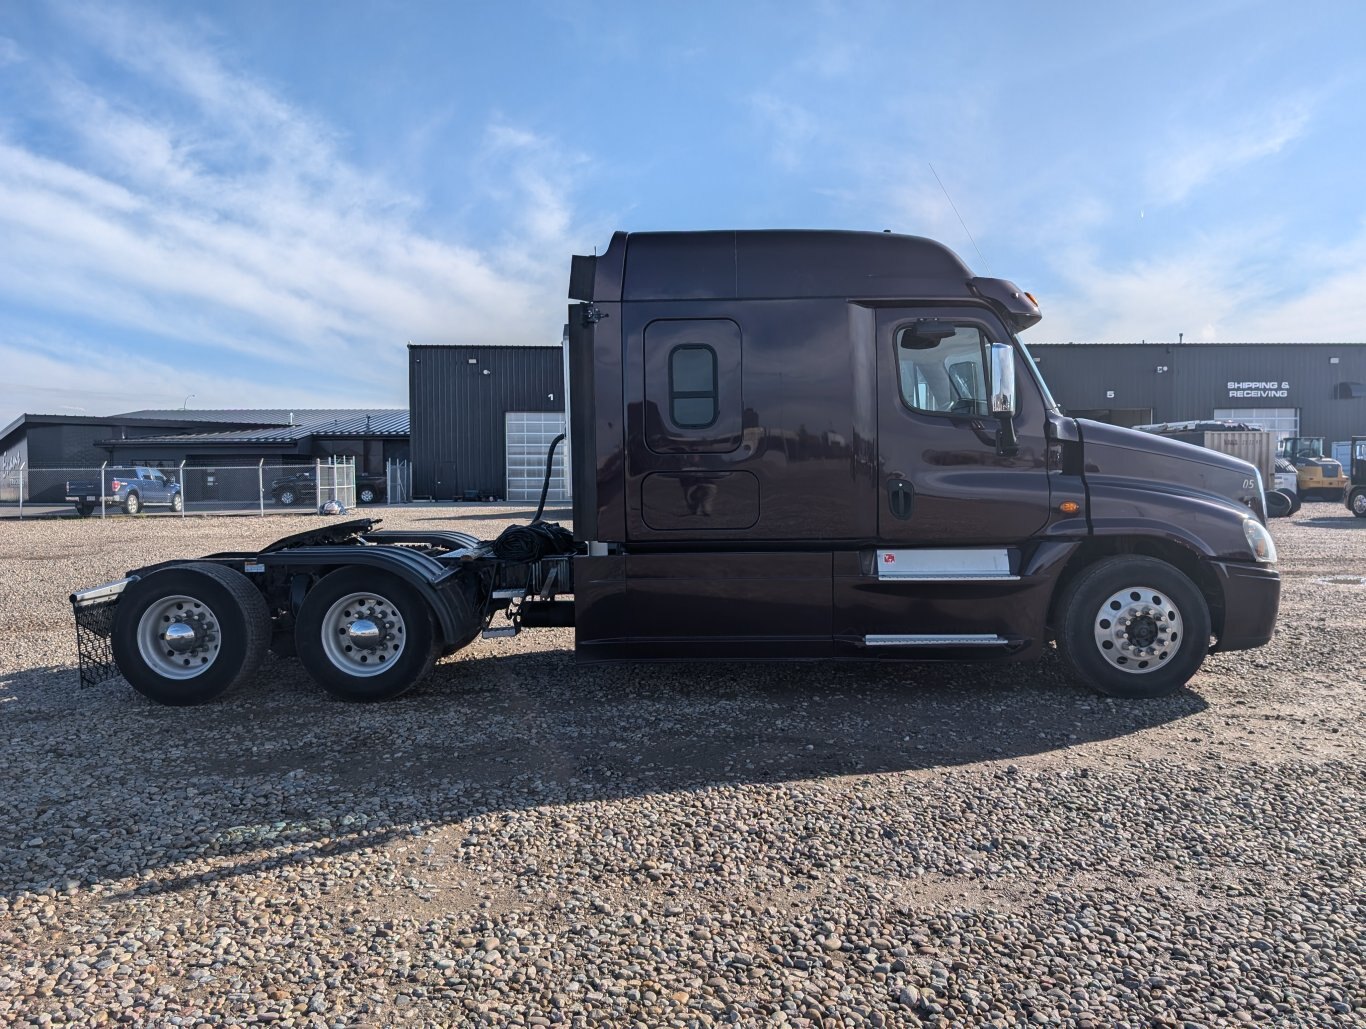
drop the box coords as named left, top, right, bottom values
left=1243, top=517, right=1277, bottom=565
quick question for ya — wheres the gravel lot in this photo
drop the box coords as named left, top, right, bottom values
left=1, top=506, right=1362, bottom=1027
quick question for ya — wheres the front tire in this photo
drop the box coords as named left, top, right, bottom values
left=277, top=488, right=297, bottom=506
left=358, top=486, right=377, bottom=504
left=170, top=492, right=183, bottom=513
left=294, top=568, right=437, bottom=701
left=111, top=563, right=271, bottom=705
left=1350, top=489, right=1366, bottom=518
left=124, top=492, right=141, bottom=515
left=1056, top=556, right=1211, bottom=699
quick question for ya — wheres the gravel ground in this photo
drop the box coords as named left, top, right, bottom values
left=1, top=505, right=1362, bottom=1028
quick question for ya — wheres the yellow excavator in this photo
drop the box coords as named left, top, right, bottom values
left=1280, top=437, right=1349, bottom=501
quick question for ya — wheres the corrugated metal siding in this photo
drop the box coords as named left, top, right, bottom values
left=1030, top=343, right=1366, bottom=443
left=409, top=345, right=564, bottom=500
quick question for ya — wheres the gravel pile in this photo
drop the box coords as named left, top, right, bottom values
left=1, top=505, right=1362, bottom=1027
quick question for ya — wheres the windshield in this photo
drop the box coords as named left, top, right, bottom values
left=1015, top=336, right=1059, bottom=411
left=1293, top=439, right=1325, bottom=458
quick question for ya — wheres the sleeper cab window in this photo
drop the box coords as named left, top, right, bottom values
left=896, top=322, right=989, bottom=417
left=643, top=317, right=741, bottom=453
left=669, top=345, right=718, bottom=428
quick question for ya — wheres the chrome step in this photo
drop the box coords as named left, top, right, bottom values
left=863, top=633, right=1011, bottom=647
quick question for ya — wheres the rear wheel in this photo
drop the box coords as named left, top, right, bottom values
left=124, top=492, right=141, bottom=515
left=111, top=563, right=270, bottom=705
left=74, top=503, right=92, bottom=518
left=1056, top=556, right=1211, bottom=699
left=294, top=568, right=437, bottom=701
left=1350, top=489, right=1366, bottom=518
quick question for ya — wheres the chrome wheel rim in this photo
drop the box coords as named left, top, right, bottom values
left=127, top=495, right=139, bottom=513
left=320, top=591, right=406, bottom=677
left=136, top=594, right=221, bottom=680
left=1093, top=585, right=1183, bottom=674
left=1354, top=493, right=1366, bottom=516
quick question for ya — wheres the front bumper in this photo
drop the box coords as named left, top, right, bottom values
left=1209, top=561, right=1280, bottom=651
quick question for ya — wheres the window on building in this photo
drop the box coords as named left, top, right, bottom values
left=1213, top=407, right=1299, bottom=444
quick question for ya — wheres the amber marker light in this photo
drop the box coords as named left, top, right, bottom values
left=1059, top=501, right=1080, bottom=514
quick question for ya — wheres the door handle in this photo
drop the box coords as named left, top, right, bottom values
left=887, top=478, right=914, bottom=520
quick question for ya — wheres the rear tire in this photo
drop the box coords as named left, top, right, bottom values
left=111, top=563, right=271, bottom=705
left=74, top=503, right=92, bottom=518
left=294, top=568, right=437, bottom=701
left=1056, top=556, right=1211, bottom=699
left=124, top=492, right=141, bottom=515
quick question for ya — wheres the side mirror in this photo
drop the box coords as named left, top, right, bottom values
left=988, top=342, right=1020, bottom=456
left=988, top=342, right=1016, bottom=415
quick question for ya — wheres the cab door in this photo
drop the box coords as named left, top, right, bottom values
left=875, top=308, right=1051, bottom=545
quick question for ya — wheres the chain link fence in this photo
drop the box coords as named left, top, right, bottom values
left=0, top=459, right=371, bottom=518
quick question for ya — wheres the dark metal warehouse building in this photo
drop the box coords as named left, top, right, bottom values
left=408, top=344, right=565, bottom=501
left=1029, top=342, right=1366, bottom=443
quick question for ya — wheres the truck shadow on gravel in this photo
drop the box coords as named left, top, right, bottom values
left=0, top=652, right=1206, bottom=900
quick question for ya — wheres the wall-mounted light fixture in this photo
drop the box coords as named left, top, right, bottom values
left=1330, top=357, right=1340, bottom=365
left=482, top=369, right=491, bottom=376
left=1156, top=365, right=1169, bottom=373
left=468, top=358, right=478, bottom=365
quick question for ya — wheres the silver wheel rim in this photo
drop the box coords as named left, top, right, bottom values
left=1354, top=493, right=1366, bottom=515
left=1093, top=585, right=1183, bottom=674
left=127, top=495, right=139, bottom=513
left=320, top=591, right=406, bottom=677
left=136, top=594, right=221, bottom=680
left=281, top=490, right=295, bottom=504
left=360, top=489, right=375, bottom=503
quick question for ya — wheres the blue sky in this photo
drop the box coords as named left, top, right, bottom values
left=1, top=0, right=1363, bottom=425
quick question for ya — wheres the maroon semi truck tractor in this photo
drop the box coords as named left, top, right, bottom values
left=71, top=230, right=1279, bottom=705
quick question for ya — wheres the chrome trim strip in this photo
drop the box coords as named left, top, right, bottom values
left=863, top=633, right=1011, bottom=647
left=876, top=548, right=1015, bottom=581
left=70, top=577, right=135, bottom=606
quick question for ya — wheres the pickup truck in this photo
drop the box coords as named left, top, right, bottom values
left=70, top=229, right=1280, bottom=707
left=272, top=470, right=386, bottom=506
left=65, top=466, right=183, bottom=516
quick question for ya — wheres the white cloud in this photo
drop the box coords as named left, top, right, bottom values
left=750, top=94, right=817, bottom=171
left=1146, top=99, right=1312, bottom=207
left=0, top=3, right=598, bottom=427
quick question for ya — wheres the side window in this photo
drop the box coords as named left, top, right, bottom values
left=643, top=319, right=742, bottom=453
left=668, top=345, right=718, bottom=428
left=896, top=324, right=989, bottom=416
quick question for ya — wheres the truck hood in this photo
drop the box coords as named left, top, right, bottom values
left=1077, top=418, right=1265, bottom=521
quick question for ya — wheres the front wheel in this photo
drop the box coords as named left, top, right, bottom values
left=277, top=488, right=297, bottom=506
left=358, top=486, right=377, bottom=504
left=1056, top=556, right=1211, bottom=699
left=1350, top=490, right=1366, bottom=518
left=170, top=492, right=183, bottom=513
left=294, top=568, right=438, bottom=701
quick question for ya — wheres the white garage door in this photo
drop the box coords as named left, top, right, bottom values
left=1213, top=407, right=1299, bottom=443
left=505, top=412, right=568, bottom=502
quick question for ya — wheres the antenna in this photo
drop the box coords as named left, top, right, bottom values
left=928, top=162, right=991, bottom=274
